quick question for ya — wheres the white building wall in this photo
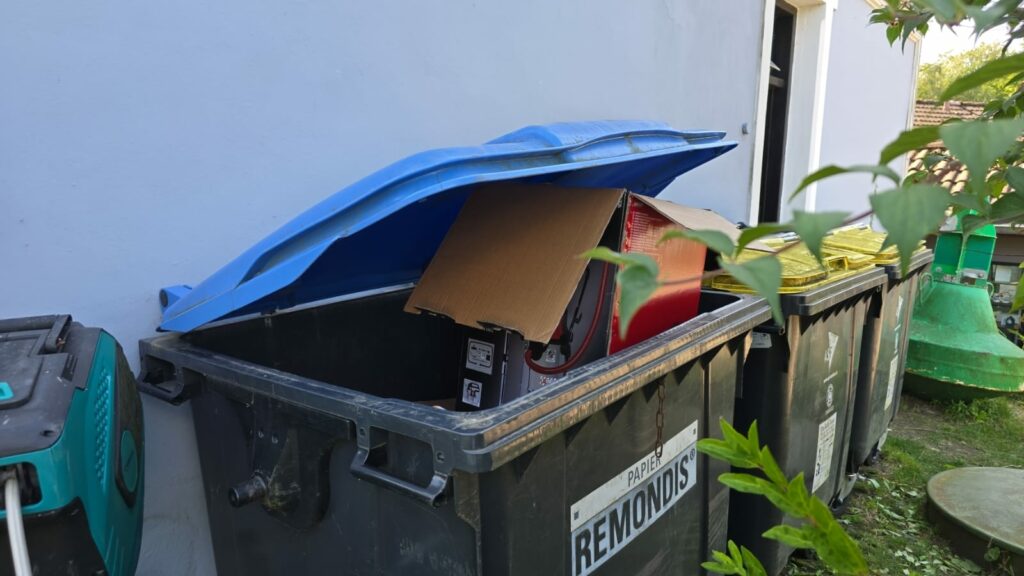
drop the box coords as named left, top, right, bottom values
left=0, top=2, right=770, bottom=574
left=815, top=0, right=919, bottom=217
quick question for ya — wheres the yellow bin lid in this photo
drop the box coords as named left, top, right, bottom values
left=710, top=237, right=876, bottom=294
left=822, top=226, right=902, bottom=265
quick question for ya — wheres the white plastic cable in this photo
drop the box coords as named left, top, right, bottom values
left=4, top=475, right=32, bottom=576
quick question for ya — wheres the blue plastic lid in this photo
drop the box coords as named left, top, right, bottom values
left=160, top=120, right=737, bottom=332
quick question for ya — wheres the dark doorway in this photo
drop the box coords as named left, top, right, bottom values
left=758, top=5, right=796, bottom=223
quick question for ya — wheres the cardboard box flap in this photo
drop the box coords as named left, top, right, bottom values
left=633, top=196, right=771, bottom=252
left=405, top=184, right=625, bottom=343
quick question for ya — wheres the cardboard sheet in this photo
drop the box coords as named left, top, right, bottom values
left=404, top=184, right=625, bottom=343
left=634, top=196, right=771, bottom=252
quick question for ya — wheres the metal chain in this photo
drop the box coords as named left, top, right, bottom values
left=654, top=381, right=666, bottom=459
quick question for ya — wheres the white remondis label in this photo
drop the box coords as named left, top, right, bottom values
left=812, top=412, right=838, bottom=493
left=570, top=421, right=699, bottom=576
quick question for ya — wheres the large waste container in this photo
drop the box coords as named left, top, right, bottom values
left=826, top=228, right=933, bottom=478
left=137, top=121, right=773, bottom=576
left=711, top=241, right=886, bottom=576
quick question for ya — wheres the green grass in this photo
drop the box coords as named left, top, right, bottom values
left=783, top=395, right=1024, bottom=576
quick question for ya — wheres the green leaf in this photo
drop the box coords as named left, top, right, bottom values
left=790, top=164, right=901, bottom=200
left=1004, top=166, right=1024, bottom=193
left=728, top=541, right=744, bottom=566
left=660, top=229, right=736, bottom=257
left=990, top=192, right=1024, bottom=223
left=762, top=525, right=814, bottom=549
left=614, top=263, right=659, bottom=339
left=718, top=473, right=776, bottom=497
left=582, top=247, right=659, bottom=276
left=804, top=498, right=869, bottom=575
left=737, top=223, right=790, bottom=252
left=790, top=211, right=850, bottom=263
left=740, top=546, right=768, bottom=576
left=1012, top=276, right=1024, bottom=313
left=959, top=213, right=990, bottom=235
left=941, top=118, right=1024, bottom=194
left=697, top=438, right=759, bottom=469
left=710, top=550, right=735, bottom=566
left=760, top=483, right=806, bottom=518
left=963, top=0, right=1017, bottom=32
left=759, top=446, right=788, bottom=489
left=721, top=419, right=754, bottom=454
left=885, top=23, right=900, bottom=45
left=583, top=248, right=664, bottom=338
left=900, top=16, right=918, bottom=50
left=870, top=185, right=952, bottom=275
left=753, top=469, right=806, bottom=518
left=807, top=497, right=838, bottom=533
left=903, top=170, right=930, bottom=185
left=1004, top=70, right=1024, bottom=88
left=719, top=256, right=783, bottom=325
left=940, top=52, right=1024, bottom=102
left=949, top=191, right=989, bottom=212
left=705, top=550, right=741, bottom=575
left=984, top=546, right=1003, bottom=562
left=701, top=561, right=739, bottom=576
left=923, top=153, right=946, bottom=169
left=880, top=126, right=941, bottom=164
left=787, top=473, right=811, bottom=508
left=745, top=421, right=760, bottom=457
left=916, top=0, right=959, bottom=21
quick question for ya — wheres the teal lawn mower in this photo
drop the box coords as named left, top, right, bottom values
left=0, top=316, right=143, bottom=576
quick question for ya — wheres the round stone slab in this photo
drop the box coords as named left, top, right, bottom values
left=927, top=467, right=1024, bottom=570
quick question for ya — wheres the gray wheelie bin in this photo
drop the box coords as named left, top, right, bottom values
left=845, top=245, right=933, bottom=472
left=137, top=121, right=773, bottom=576
left=712, top=245, right=885, bottom=576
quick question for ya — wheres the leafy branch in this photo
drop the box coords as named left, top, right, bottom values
left=698, top=420, right=869, bottom=576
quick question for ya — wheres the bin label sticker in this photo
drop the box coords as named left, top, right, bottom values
left=751, top=332, right=772, bottom=349
left=825, top=331, right=839, bottom=369
left=466, top=339, right=494, bottom=375
left=461, top=378, right=483, bottom=407
left=812, top=411, right=838, bottom=493
left=884, top=355, right=899, bottom=410
left=569, top=420, right=698, bottom=576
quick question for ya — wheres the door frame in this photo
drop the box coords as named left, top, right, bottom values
left=748, top=0, right=836, bottom=224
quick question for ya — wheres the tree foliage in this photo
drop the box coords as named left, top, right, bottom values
left=918, top=42, right=1020, bottom=102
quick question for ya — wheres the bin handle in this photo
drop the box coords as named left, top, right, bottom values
left=823, top=255, right=849, bottom=272
left=350, top=448, right=449, bottom=506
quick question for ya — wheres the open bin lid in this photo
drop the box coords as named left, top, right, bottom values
left=159, top=121, right=737, bottom=332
